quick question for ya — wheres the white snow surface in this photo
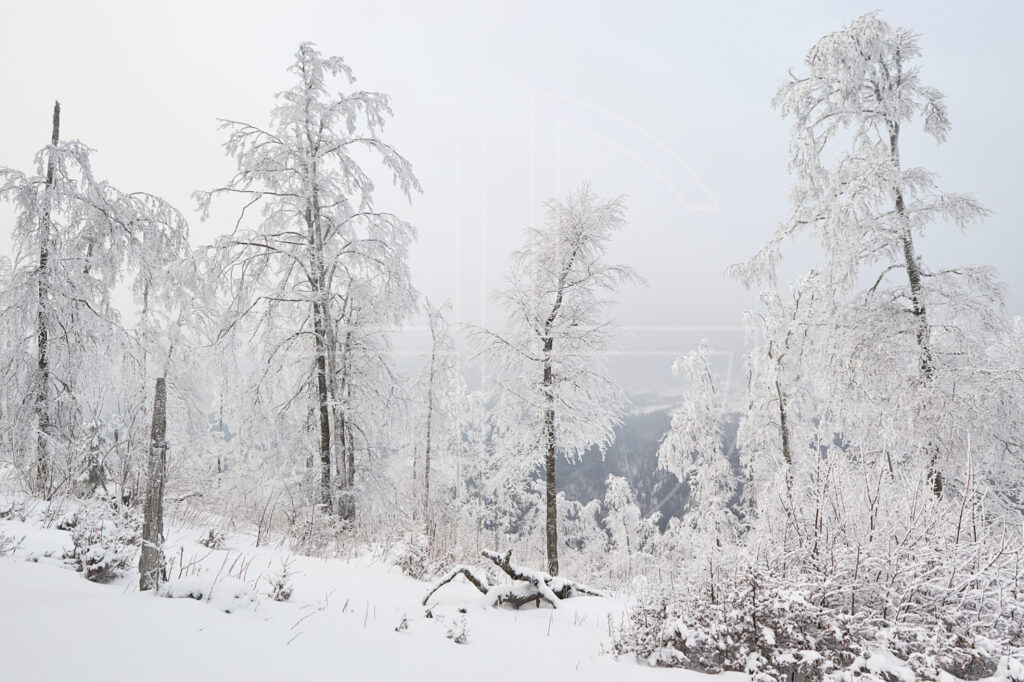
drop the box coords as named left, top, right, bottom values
left=0, top=513, right=726, bottom=682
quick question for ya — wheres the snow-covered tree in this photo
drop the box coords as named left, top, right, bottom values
left=602, top=475, right=660, bottom=580
left=417, top=299, right=458, bottom=525
left=457, top=389, right=492, bottom=551
left=730, top=12, right=1019, bottom=501
left=473, top=183, right=641, bottom=575
left=658, top=341, right=740, bottom=546
left=603, top=474, right=640, bottom=575
left=558, top=493, right=606, bottom=576
left=732, top=278, right=821, bottom=526
left=0, top=102, right=192, bottom=499
left=331, top=274, right=413, bottom=519
left=135, top=243, right=208, bottom=593
left=197, top=43, right=419, bottom=516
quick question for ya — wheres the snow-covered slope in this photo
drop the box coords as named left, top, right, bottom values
left=0, top=514, right=724, bottom=682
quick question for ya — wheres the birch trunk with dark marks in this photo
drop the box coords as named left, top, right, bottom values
left=541, top=256, right=574, bottom=577
left=35, top=101, right=60, bottom=495
left=422, top=339, right=437, bottom=525
left=307, top=193, right=333, bottom=514
left=328, top=304, right=354, bottom=519
left=139, top=377, right=167, bottom=591
left=542, top=335, right=558, bottom=576
left=768, top=339, right=794, bottom=501
left=890, top=122, right=941, bottom=496
left=335, top=326, right=356, bottom=520
left=423, top=388, right=433, bottom=525
left=313, top=303, right=333, bottom=513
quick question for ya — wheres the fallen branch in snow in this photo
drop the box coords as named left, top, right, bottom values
left=421, top=549, right=603, bottom=609
left=421, top=565, right=491, bottom=606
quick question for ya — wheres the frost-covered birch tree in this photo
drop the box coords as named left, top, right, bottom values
left=731, top=12, right=1018, bottom=500
left=197, top=43, right=418, bottom=515
left=473, top=183, right=640, bottom=575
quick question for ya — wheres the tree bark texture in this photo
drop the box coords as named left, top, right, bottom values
left=35, top=101, right=60, bottom=495
left=139, top=377, right=167, bottom=591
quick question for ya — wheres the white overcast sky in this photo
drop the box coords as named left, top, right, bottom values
left=1, top=0, right=1021, bottom=395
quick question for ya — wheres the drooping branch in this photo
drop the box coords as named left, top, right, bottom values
left=420, top=565, right=490, bottom=606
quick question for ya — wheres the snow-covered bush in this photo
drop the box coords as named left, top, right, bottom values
left=266, top=556, right=295, bottom=602
left=446, top=613, right=468, bottom=644
left=163, top=574, right=259, bottom=613
left=0, top=500, right=29, bottom=523
left=396, top=531, right=456, bottom=581
left=61, top=499, right=141, bottom=583
left=616, top=546, right=1024, bottom=681
left=289, top=507, right=350, bottom=558
left=197, top=528, right=228, bottom=550
left=55, top=510, right=80, bottom=531
left=617, top=570, right=863, bottom=679
left=0, top=528, right=24, bottom=556
left=396, top=531, right=430, bottom=579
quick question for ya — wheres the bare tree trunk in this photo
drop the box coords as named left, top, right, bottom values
left=337, top=328, right=355, bottom=519
left=217, top=391, right=225, bottom=474
left=345, top=413, right=354, bottom=487
left=775, top=374, right=793, bottom=497
left=337, top=327, right=358, bottom=516
left=35, top=101, right=60, bottom=496
left=139, top=377, right=167, bottom=591
left=423, top=378, right=434, bottom=525
left=542, top=337, right=559, bottom=576
left=304, top=402, right=315, bottom=469
left=420, top=311, right=443, bottom=527
left=327, top=305, right=350, bottom=517
left=476, top=461, right=483, bottom=554
left=305, top=186, right=334, bottom=514
left=312, top=299, right=333, bottom=513
left=890, top=124, right=942, bottom=496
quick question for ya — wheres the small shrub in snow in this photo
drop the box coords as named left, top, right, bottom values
left=289, top=508, right=349, bottom=558
left=163, top=575, right=259, bottom=613
left=197, top=529, right=228, bottom=550
left=266, top=556, right=295, bottom=602
left=61, top=500, right=140, bottom=583
left=40, top=499, right=71, bottom=529
left=56, top=511, right=79, bottom=531
left=0, top=529, right=24, bottom=556
left=396, top=531, right=456, bottom=581
left=446, top=613, right=468, bottom=644
left=394, top=614, right=409, bottom=632
left=396, top=532, right=430, bottom=579
left=0, top=500, right=28, bottom=523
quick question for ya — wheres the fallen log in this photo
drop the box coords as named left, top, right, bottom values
left=482, top=549, right=603, bottom=599
left=421, top=549, right=604, bottom=610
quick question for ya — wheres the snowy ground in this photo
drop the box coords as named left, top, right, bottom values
left=0, top=508, right=728, bottom=681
